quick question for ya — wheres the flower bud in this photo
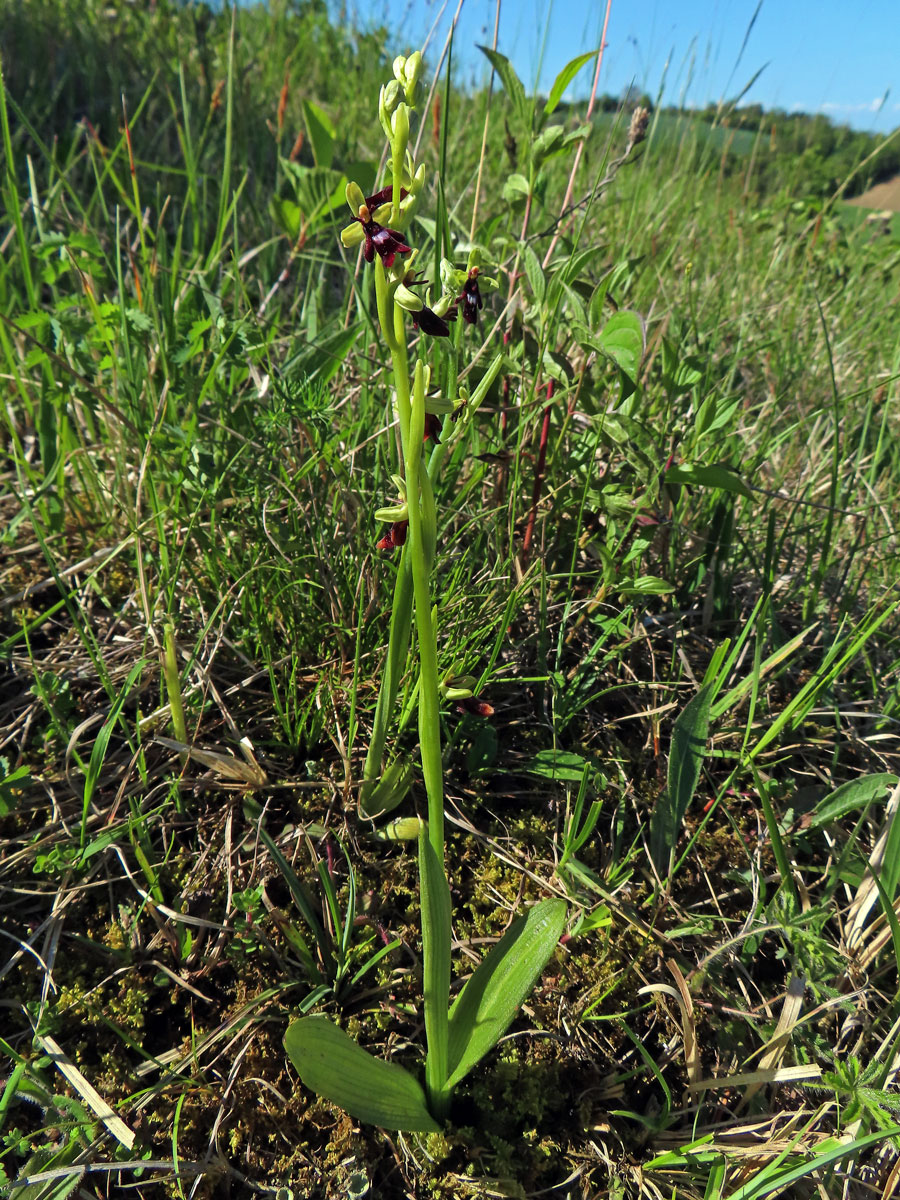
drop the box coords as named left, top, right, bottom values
left=392, top=55, right=407, bottom=83
left=381, top=79, right=402, bottom=116
left=391, top=103, right=410, bottom=151
left=403, top=51, right=423, bottom=105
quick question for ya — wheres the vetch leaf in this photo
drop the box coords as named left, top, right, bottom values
left=596, top=310, right=645, bottom=381
left=522, top=243, right=546, bottom=306
left=284, top=1016, right=440, bottom=1132
left=665, top=463, right=753, bottom=499
left=544, top=50, right=598, bottom=116
left=650, top=685, right=713, bottom=875
left=446, top=898, right=566, bottom=1090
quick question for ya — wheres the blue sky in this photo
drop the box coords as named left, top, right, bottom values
left=351, top=0, right=897, bottom=133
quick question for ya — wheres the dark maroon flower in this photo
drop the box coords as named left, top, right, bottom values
left=412, top=303, right=457, bottom=338
left=456, top=695, right=494, bottom=718
left=377, top=519, right=409, bottom=554
left=423, top=414, right=442, bottom=444
left=360, top=219, right=412, bottom=269
left=458, top=267, right=484, bottom=325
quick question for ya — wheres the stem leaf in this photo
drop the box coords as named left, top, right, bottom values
left=284, top=1015, right=440, bottom=1132
left=544, top=50, right=598, bottom=117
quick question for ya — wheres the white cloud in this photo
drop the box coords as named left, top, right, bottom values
left=820, top=99, right=886, bottom=114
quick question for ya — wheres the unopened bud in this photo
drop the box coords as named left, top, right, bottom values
left=381, top=79, right=402, bottom=116
left=391, top=104, right=410, bottom=150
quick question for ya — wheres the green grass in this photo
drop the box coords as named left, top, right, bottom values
left=2, top=2, right=900, bottom=1197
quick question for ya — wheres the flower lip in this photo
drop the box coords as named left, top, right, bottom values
left=459, top=267, right=484, bottom=325
left=357, top=216, right=412, bottom=269
left=456, top=695, right=494, bottom=718
left=412, top=303, right=457, bottom=338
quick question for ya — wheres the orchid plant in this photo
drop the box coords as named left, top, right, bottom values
left=284, top=51, right=566, bottom=1132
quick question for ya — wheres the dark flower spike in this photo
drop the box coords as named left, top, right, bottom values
left=458, top=267, right=484, bottom=326
left=412, top=304, right=456, bottom=338
left=456, top=695, right=494, bottom=718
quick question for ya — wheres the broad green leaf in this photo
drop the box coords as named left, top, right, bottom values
left=478, top=45, right=529, bottom=128
left=665, top=463, right=753, bottom=499
left=502, top=173, right=530, bottom=204
left=446, top=897, right=566, bottom=1090
left=531, top=124, right=564, bottom=167
left=302, top=98, right=336, bottom=168
left=596, top=311, right=645, bottom=381
left=544, top=50, right=597, bottom=116
left=808, top=774, right=898, bottom=830
left=650, top=685, right=714, bottom=875
left=419, top=828, right=451, bottom=1104
left=285, top=1016, right=440, bottom=1132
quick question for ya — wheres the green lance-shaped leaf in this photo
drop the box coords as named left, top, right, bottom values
left=544, top=50, right=598, bottom=117
left=596, top=310, right=645, bottom=382
left=649, top=684, right=713, bottom=876
left=284, top=1016, right=440, bottom=1133
left=446, top=897, right=566, bottom=1091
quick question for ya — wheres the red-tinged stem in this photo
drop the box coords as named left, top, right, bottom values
left=522, top=380, right=555, bottom=556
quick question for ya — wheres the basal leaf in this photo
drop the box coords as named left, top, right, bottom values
left=650, top=685, right=713, bottom=875
left=285, top=1016, right=440, bottom=1132
left=808, top=774, right=898, bottom=830
left=446, top=898, right=566, bottom=1090
left=544, top=50, right=598, bottom=116
left=617, top=575, right=675, bottom=596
